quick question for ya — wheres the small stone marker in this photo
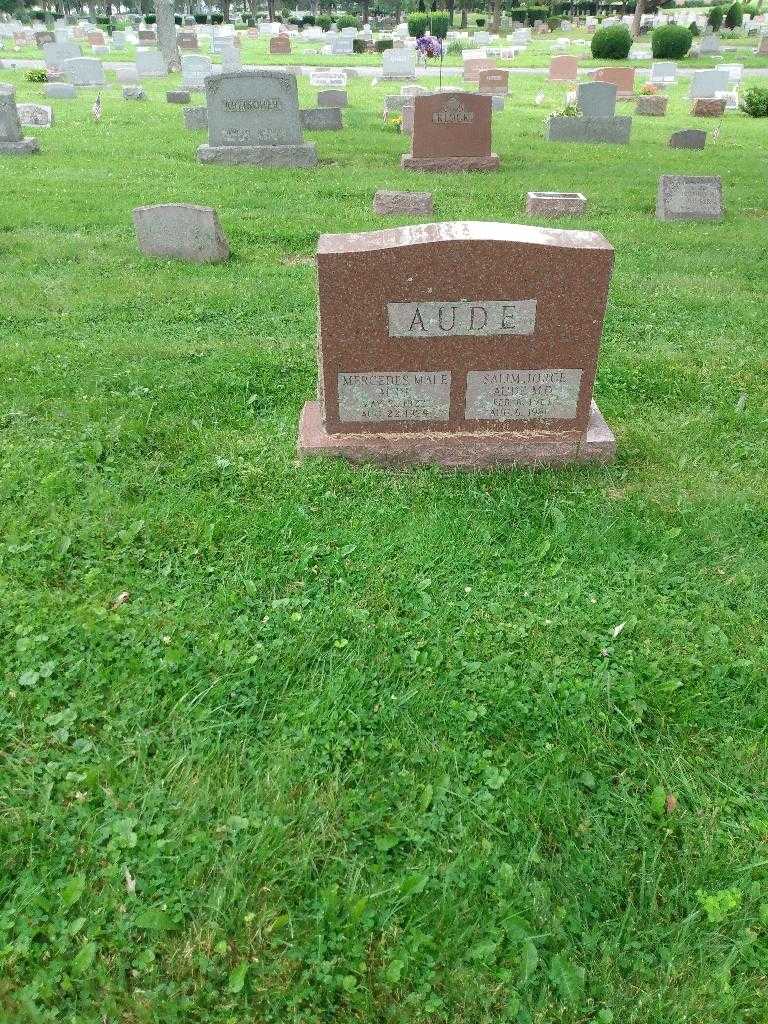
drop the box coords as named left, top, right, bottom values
left=477, top=69, right=509, bottom=96
left=167, top=89, right=190, bottom=104
left=300, top=107, right=342, bottom=130
left=17, top=103, right=53, bottom=127
left=123, top=86, right=147, bottom=101
left=402, top=93, right=499, bottom=172
left=63, top=56, right=105, bottom=86
left=269, top=34, right=291, bottom=54
left=44, top=82, right=76, bottom=99
left=692, top=97, right=726, bottom=117
left=317, top=89, right=347, bottom=108
left=133, top=203, right=230, bottom=263
left=636, top=94, right=667, bottom=116
left=0, top=86, right=40, bottom=154
left=373, top=190, right=434, bottom=215
left=197, top=70, right=317, bottom=168
left=298, top=221, right=616, bottom=468
left=308, top=69, right=348, bottom=89
left=183, top=105, right=208, bottom=129
left=668, top=128, right=706, bottom=150
left=548, top=55, right=578, bottom=81
left=526, top=191, right=586, bottom=217
left=656, top=175, right=723, bottom=222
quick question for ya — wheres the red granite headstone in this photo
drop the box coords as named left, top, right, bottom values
left=548, top=55, right=578, bottom=81
left=298, top=221, right=617, bottom=468
left=463, top=57, right=497, bottom=82
left=590, top=66, right=635, bottom=98
left=478, top=68, right=509, bottom=95
left=401, top=92, right=499, bottom=172
left=270, top=34, right=291, bottom=54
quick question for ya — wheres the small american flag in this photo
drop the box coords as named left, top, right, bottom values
left=91, top=93, right=102, bottom=122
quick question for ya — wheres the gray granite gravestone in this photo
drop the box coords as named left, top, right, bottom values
left=317, top=89, right=347, bottom=108
left=183, top=105, right=208, bottom=129
left=548, top=80, right=631, bottom=144
left=133, top=203, right=229, bottom=262
left=44, top=82, right=76, bottom=98
left=300, top=107, right=343, bottom=130
left=656, top=175, right=723, bottom=222
left=668, top=128, right=706, bottom=150
left=0, top=86, right=40, bottom=154
left=197, top=71, right=317, bottom=168
left=63, top=56, right=105, bottom=86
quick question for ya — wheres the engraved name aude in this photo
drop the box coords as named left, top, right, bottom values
left=387, top=299, right=536, bottom=338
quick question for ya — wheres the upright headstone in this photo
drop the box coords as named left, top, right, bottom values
left=548, top=55, right=578, bottom=81
left=689, top=68, right=729, bottom=99
left=668, top=128, right=706, bottom=149
left=136, top=50, right=168, bottom=78
left=477, top=69, right=509, bottom=95
left=182, top=54, right=213, bottom=91
left=463, top=57, right=497, bottom=83
left=197, top=70, right=318, bottom=168
left=183, top=105, right=208, bottom=130
left=590, top=66, right=635, bottom=98
left=270, top=34, right=291, bottom=53
left=317, top=89, right=347, bottom=108
left=178, top=30, right=199, bottom=50
left=401, top=93, right=499, bottom=172
left=548, top=81, right=632, bottom=144
left=0, top=86, right=40, bottom=154
left=382, top=47, right=416, bottom=80
left=297, top=222, right=617, bottom=468
left=62, top=56, right=105, bottom=86
left=42, top=41, right=81, bottom=69
left=656, top=175, right=723, bottom=222
left=155, top=0, right=181, bottom=72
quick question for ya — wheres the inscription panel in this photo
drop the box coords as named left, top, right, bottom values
left=665, top=181, right=720, bottom=215
left=388, top=299, right=536, bottom=338
left=465, top=368, right=582, bottom=421
left=338, top=371, right=451, bottom=423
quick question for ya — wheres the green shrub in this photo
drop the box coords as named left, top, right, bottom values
left=651, top=24, right=692, bottom=57
left=707, top=5, right=724, bottom=29
left=144, top=13, right=156, bottom=24
left=210, top=12, right=223, bottom=24
left=375, top=37, right=394, bottom=50
left=429, top=11, right=450, bottom=37
left=547, top=15, right=560, bottom=29
left=352, top=37, right=367, bottom=52
left=194, top=13, right=208, bottom=24
left=476, top=16, right=485, bottom=26
left=446, top=38, right=464, bottom=54
left=591, top=23, right=632, bottom=58
left=336, top=14, right=360, bottom=28
left=724, top=1, right=742, bottom=28
left=174, top=14, right=182, bottom=25
left=408, top=11, right=429, bottom=35
left=689, top=20, right=700, bottom=35
left=26, top=68, right=48, bottom=82
left=302, top=13, right=315, bottom=25
left=316, top=14, right=332, bottom=29
left=741, top=85, right=768, bottom=116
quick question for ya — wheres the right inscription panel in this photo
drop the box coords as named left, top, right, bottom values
left=465, top=368, right=582, bottom=421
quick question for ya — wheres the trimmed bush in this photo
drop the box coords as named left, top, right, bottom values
left=547, top=15, right=560, bottom=29
left=429, top=11, right=450, bottom=38
left=210, top=12, right=223, bottom=24
left=144, top=13, right=156, bottom=24
left=408, top=11, right=429, bottom=35
left=352, top=37, right=367, bottom=52
left=741, top=85, right=768, bottom=116
left=336, top=14, right=360, bottom=28
left=316, top=14, right=332, bottom=29
left=194, top=13, right=208, bottom=24
left=651, top=24, right=692, bottom=57
left=689, top=20, right=700, bottom=35
left=724, top=1, right=742, bottom=28
left=375, top=37, right=394, bottom=50
left=707, top=5, right=724, bottom=29
left=591, top=23, right=632, bottom=58
left=301, top=14, right=315, bottom=25
left=476, top=16, right=485, bottom=26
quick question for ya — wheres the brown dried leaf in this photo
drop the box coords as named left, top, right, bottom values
left=110, top=591, right=131, bottom=610
left=665, top=794, right=678, bottom=814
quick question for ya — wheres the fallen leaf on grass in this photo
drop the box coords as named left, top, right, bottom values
left=124, top=866, right=136, bottom=895
left=665, top=794, right=678, bottom=814
left=612, top=622, right=626, bottom=639
left=109, top=591, right=131, bottom=610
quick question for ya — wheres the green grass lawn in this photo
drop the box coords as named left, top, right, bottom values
left=2, top=68, right=768, bottom=1024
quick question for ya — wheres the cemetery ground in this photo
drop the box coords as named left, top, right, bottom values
left=2, top=68, right=768, bottom=1024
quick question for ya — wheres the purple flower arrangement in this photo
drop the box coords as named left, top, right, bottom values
left=416, top=34, right=444, bottom=60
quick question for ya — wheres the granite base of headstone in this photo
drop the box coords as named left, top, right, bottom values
left=373, top=190, right=433, bottom=215
left=133, top=203, right=229, bottom=262
left=123, top=86, right=147, bottom=100
left=656, top=175, right=723, bottom=222
left=298, top=221, right=616, bottom=469
left=692, top=97, right=726, bottom=117
left=668, top=128, right=706, bottom=150
left=167, top=89, right=190, bottom=104
left=548, top=82, right=631, bottom=145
